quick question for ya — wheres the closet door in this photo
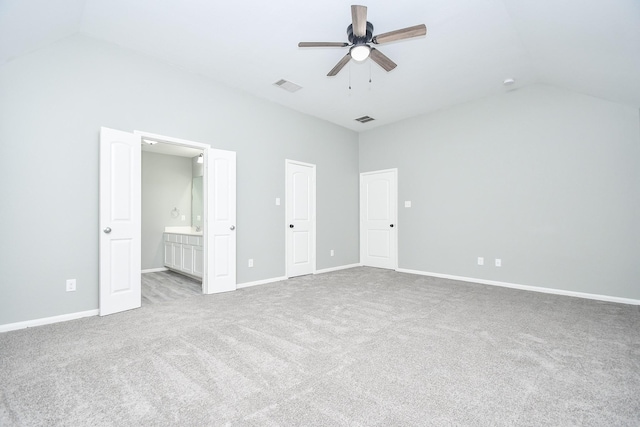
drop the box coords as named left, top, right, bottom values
left=286, top=160, right=316, bottom=278
left=360, top=169, right=397, bottom=270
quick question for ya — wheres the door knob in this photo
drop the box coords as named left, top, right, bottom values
left=103, top=227, right=112, bottom=234
left=289, top=224, right=294, bottom=228
left=390, top=224, right=394, bottom=228
left=230, top=225, right=235, bottom=230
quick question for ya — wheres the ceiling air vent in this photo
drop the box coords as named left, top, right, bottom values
left=355, top=115, right=375, bottom=123
left=273, top=79, right=302, bottom=93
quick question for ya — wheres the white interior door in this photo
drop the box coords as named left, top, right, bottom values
left=99, top=127, right=141, bottom=315
left=286, top=160, right=316, bottom=278
left=205, top=148, right=236, bottom=293
left=360, top=169, right=397, bottom=270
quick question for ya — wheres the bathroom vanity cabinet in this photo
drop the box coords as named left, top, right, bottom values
left=164, top=233, right=203, bottom=278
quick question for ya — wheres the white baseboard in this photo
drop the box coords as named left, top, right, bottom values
left=315, top=263, right=362, bottom=274
left=142, top=268, right=169, bottom=274
left=0, top=309, right=100, bottom=334
left=237, top=276, right=288, bottom=289
left=396, top=268, right=640, bottom=306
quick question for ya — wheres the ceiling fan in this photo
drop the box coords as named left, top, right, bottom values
left=298, top=5, right=427, bottom=76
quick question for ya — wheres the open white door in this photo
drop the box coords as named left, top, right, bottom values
left=286, top=160, right=316, bottom=278
left=99, top=127, right=141, bottom=315
left=204, top=148, right=236, bottom=293
left=360, top=169, right=397, bottom=270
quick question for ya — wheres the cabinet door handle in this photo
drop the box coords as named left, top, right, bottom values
left=103, top=227, right=112, bottom=234
left=230, top=225, right=235, bottom=231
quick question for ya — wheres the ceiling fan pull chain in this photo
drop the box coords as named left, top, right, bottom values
left=349, top=63, right=352, bottom=90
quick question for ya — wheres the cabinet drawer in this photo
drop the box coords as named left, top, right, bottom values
left=165, top=233, right=181, bottom=243
left=185, top=236, right=201, bottom=246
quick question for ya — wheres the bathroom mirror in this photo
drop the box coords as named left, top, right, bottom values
left=192, top=176, right=203, bottom=229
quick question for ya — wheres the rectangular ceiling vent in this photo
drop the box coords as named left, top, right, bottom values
left=355, top=115, right=375, bottom=123
left=273, top=79, right=302, bottom=93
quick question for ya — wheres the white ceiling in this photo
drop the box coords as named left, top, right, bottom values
left=2, top=0, right=639, bottom=132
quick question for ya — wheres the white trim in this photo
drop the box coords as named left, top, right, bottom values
left=315, top=263, right=362, bottom=274
left=397, top=268, right=640, bottom=306
left=0, top=310, right=99, bottom=334
left=360, top=167, right=399, bottom=176
left=133, top=130, right=210, bottom=150
left=237, top=276, right=287, bottom=289
left=142, top=267, right=169, bottom=274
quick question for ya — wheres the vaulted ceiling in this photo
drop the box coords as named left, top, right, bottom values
left=1, top=0, right=639, bottom=131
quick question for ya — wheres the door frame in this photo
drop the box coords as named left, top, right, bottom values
left=360, top=168, right=398, bottom=270
left=134, top=130, right=215, bottom=295
left=285, top=159, right=317, bottom=277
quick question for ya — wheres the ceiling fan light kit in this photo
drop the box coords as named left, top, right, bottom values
left=298, top=5, right=427, bottom=76
left=350, top=45, right=370, bottom=62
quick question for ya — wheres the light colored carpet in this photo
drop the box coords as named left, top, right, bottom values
left=1, top=267, right=639, bottom=426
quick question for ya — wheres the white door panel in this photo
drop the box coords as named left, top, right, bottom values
left=205, top=149, right=236, bottom=293
left=99, top=127, right=141, bottom=316
left=361, top=169, right=397, bottom=270
left=367, top=230, right=391, bottom=258
left=293, top=231, right=310, bottom=264
left=286, top=160, right=316, bottom=278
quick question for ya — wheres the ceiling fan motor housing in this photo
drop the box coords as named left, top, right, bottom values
left=347, top=22, right=374, bottom=45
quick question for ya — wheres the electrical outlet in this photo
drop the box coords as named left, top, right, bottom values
left=477, top=257, right=484, bottom=266
left=330, top=250, right=334, bottom=257
left=181, top=215, right=186, bottom=221
left=66, top=279, right=76, bottom=292
left=405, top=201, right=412, bottom=208
left=275, top=198, right=281, bottom=206
left=248, top=259, right=254, bottom=268
left=495, top=259, right=502, bottom=267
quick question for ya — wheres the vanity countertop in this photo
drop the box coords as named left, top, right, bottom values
left=164, top=226, right=203, bottom=236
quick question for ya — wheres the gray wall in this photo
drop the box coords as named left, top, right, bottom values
left=0, top=34, right=360, bottom=325
left=359, top=84, right=640, bottom=299
left=141, top=151, right=193, bottom=270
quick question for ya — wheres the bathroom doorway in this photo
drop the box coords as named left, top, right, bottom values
left=99, top=128, right=237, bottom=316
left=141, top=139, right=205, bottom=297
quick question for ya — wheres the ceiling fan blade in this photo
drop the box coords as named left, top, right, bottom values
left=369, top=48, right=397, bottom=72
left=372, top=24, right=427, bottom=44
left=298, top=42, right=349, bottom=48
left=351, top=5, right=368, bottom=38
left=327, top=53, right=352, bottom=76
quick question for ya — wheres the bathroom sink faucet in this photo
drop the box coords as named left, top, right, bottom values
left=195, top=225, right=201, bottom=232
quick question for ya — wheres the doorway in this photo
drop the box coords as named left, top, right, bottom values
left=141, top=139, right=204, bottom=298
left=360, top=169, right=398, bottom=270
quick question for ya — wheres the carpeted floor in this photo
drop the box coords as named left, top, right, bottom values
left=1, top=267, right=639, bottom=426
